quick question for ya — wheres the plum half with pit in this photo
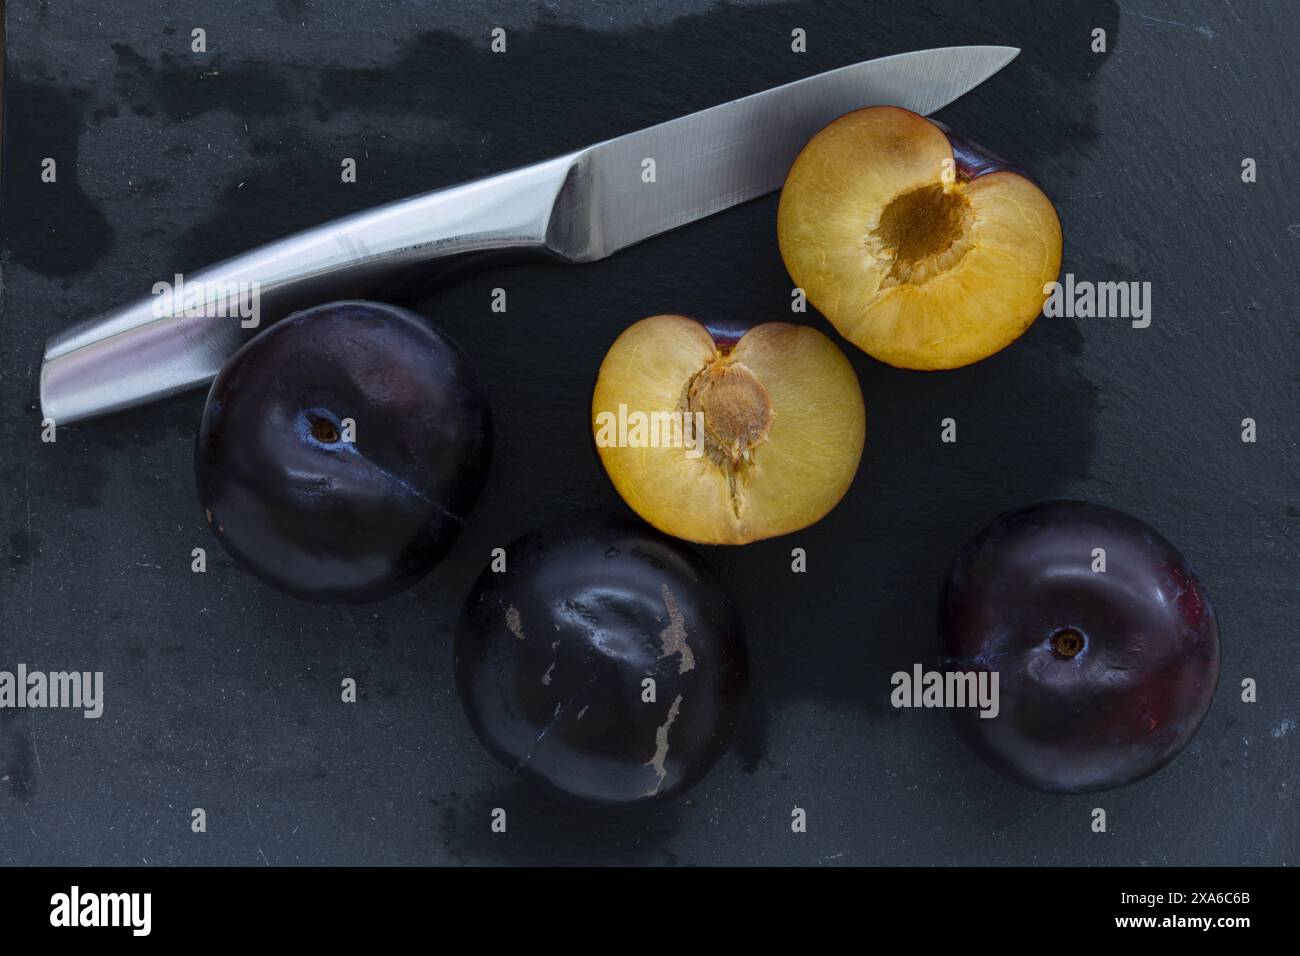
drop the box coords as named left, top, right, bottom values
left=940, top=501, right=1220, bottom=793
left=778, top=105, right=1062, bottom=370
left=454, top=515, right=748, bottom=806
left=592, top=315, right=865, bottom=544
left=196, top=300, right=491, bottom=603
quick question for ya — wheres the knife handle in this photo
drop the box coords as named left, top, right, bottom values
left=39, top=152, right=583, bottom=424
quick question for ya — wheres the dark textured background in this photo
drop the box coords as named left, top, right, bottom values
left=1, top=0, right=1297, bottom=866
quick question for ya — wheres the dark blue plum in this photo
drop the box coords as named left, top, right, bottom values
left=455, top=515, right=748, bottom=806
left=196, top=300, right=491, bottom=603
left=941, top=501, right=1220, bottom=793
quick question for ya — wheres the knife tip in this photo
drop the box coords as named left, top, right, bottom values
left=973, top=45, right=1021, bottom=84
left=976, top=44, right=1019, bottom=66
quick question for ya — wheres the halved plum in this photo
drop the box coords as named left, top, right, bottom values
left=592, top=315, right=864, bottom=545
left=777, top=106, right=1062, bottom=370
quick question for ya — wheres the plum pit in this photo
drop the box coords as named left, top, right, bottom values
left=685, top=359, right=774, bottom=466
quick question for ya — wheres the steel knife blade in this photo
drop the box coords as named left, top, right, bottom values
left=40, top=45, right=1017, bottom=423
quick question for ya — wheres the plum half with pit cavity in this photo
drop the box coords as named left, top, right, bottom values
left=778, top=106, right=1062, bottom=370
left=591, top=315, right=865, bottom=545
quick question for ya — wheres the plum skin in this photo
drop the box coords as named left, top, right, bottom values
left=940, top=500, right=1220, bottom=794
left=195, top=300, right=491, bottom=603
left=454, top=515, right=748, bottom=806
left=928, top=118, right=1033, bottom=183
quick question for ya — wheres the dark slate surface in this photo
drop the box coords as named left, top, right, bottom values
left=1, top=0, right=1297, bottom=866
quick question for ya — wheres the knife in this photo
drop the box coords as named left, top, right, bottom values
left=39, top=45, right=1018, bottom=424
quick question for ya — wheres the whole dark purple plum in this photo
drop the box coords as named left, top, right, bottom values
left=455, top=515, right=748, bottom=806
left=196, top=300, right=491, bottom=603
left=940, top=500, right=1220, bottom=793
